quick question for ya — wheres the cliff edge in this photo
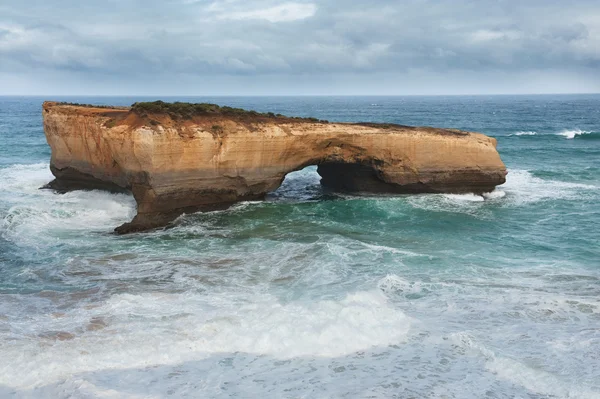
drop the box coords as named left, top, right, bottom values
left=42, top=101, right=507, bottom=233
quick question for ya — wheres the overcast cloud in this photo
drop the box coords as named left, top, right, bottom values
left=1, top=0, right=599, bottom=94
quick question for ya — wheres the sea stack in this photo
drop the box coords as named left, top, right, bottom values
left=42, top=101, right=507, bottom=233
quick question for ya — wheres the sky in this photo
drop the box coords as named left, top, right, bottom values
left=1, top=0, right=599, bottom=95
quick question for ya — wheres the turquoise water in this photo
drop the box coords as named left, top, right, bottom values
left=0, top=95, right=599, bottom=398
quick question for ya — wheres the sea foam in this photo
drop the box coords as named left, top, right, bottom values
left=499, top=169, right=598, bottom=205
left=0, top=163, right=135, bottom=248
left=557, top=129, right=593, bottom=139
left=508, top=129, right=598, bottom=139
left=0, top=289, right=412, bottom=391
left=512, top=131, right=537, bottom=136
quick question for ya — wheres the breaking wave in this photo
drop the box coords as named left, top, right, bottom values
left=508, top=129, right=599, bottom=139
left=500, top=169, right=598, bottom=205
left=0, top=163, right=135, bottom=248
left=557, top=129, right=596, bottom=139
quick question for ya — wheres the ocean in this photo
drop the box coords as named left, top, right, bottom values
left=0, top=95, right=599, bottom=398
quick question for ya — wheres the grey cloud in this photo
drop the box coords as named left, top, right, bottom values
left=0, top=0, right=599, bottom=94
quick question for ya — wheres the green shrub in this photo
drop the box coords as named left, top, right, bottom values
left=56, top=101, right=330, bottom=123
left=129, top=101, right=328, bottom=122
left=57, top=102, right=115, bottom=109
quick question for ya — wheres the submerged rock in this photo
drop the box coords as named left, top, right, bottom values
left=42, top=101, right=506, bottom=233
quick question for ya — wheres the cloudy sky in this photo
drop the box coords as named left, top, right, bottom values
left=1, top=0, right=599, bottom=95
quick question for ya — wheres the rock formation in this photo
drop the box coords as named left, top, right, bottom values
left=42, top=101, right=507, bottom=233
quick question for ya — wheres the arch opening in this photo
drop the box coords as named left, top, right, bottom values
left=268, top=159, right=400, bottom=201
left=317, top=162, right=391, bottom=193
left=267, top=165, right=325, bottom=201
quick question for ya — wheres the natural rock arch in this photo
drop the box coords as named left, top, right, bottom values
left=42, top=102, right=507, bottom=233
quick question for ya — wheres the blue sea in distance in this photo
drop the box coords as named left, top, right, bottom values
left=0, top=95, right=599, bottom=398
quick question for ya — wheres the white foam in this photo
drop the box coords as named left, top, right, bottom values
left=450, top=332, right=599, bottom=398
left=483, top=190, right=506, bottom=200
left=557, top=129, right=593, bottom=139
left=443, top=193, right=485, bottom=202
left=0, top=163, right=53, bottom=195
left=0, top=163, right=135, bottom=246
left=499, top=169, right=598, bottom=205
left=406, top=191, right=491, bottom=216
left=361, top=243, right=426, bottom=257
left=512, top=131, right=537, bottom=136
left=507, top=129, right=597, bottom=139
left=0, top=290, right=411, bottom=390
left=378, top=274, right=428, bottom=296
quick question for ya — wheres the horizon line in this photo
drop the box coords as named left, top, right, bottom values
left=1, top=92, right=600, bottom=98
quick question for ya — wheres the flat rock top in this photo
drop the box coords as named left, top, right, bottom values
left=42, top=101, right=473, bottom=138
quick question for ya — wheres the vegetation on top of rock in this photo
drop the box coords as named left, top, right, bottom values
left=56, top=102, right=118, bottom=109
left=52, top=100, right=329, bottom=123
left=130, top=101, right=328, bottom=123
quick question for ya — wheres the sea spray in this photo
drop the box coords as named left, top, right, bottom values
left=558, top=129, right=594, bottom=139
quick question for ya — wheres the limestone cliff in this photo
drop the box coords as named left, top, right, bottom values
left=42, top=101, right=507, bottom=233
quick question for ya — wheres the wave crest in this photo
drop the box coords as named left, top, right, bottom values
left=507, top=129, right=598, bottom=139
left=557, top=129, right=594, bottom=139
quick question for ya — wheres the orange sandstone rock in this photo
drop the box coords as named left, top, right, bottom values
left=42, top=101, right=506, bottom=233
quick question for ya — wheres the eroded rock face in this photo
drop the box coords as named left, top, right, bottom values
left=42, top=101, right=507, bottom=233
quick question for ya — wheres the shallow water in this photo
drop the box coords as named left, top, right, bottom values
left=1, top=95, right=599, bottom=398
